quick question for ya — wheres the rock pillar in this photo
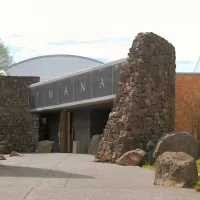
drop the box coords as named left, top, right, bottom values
left=96, top=32, right=176, bottom=162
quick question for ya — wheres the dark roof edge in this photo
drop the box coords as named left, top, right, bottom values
left=8, top=54, right=104, bottom=69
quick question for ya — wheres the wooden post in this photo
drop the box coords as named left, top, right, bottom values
left=67, top=112, right=71, bottom=153
left=59, top=111, right=64, bottom=153
left=59, top=111, right=71, bottom=153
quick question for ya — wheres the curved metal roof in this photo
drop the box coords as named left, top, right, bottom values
left=7, top=54, right=104, bottom=81
left=30, top=57, right=127, bottom=86
left=8, top=54, right=103, bottom=69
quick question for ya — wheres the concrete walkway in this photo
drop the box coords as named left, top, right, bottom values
left=0, top=153, right=199, bottom=200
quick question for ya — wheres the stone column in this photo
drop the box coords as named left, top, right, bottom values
left=96, top=32, right=176, bottom=163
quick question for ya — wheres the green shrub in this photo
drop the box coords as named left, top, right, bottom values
left=197, top=159, right=200, bottom=173
left=194, top=159, right=200, bottom=192
left=195, top=177, right=200, bottom=192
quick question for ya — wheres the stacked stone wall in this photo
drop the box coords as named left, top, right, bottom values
left=0, top=76, right=40, bottom=152
left=96, top=32, right=176, bottom=162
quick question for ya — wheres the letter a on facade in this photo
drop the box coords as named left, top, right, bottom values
left=99, top=78, right=105, bottom=88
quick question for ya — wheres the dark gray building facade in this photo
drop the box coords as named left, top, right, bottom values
left=28, top=58, right=127, bottom=153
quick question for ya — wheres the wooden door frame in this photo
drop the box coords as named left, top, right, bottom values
left=60, top=111, right=71, bottom=153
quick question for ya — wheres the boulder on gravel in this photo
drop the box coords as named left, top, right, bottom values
left=116, top=148, right=146, bottom=166
left=0, top=155, right=6, bottom=160
left=35, top=140, right=54, bottom=153
left=154, top=132, right=199, bottom=160
left=10, top=151, right=23, bottom=157
left=88, top=134, right=102, bottom=155
left=0, top=145, right=10, bottom=154
left=154, top=151, right=198, bottom=188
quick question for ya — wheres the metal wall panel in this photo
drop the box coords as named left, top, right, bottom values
left=32, top=85, right=46, bottom=108
left=30, top=87, right=36, bottom=109
left=44, top=81, right=59, bottom=107
left=59, top=77, right=73, bottom=104
left=113, top=63, right=124, bottom=94
left=74, top=72, right=92, bottom=101
left=29, top=60, right=126, bottom=110
left=92, top=66, right=113, bottom=98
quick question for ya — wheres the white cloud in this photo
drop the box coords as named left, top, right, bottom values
left=11, top=41, right=129, bottom=62
left=0, top=0, right=200, bottom=71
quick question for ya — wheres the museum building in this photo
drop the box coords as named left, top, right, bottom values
left=7, top=54, right=200, bottom=153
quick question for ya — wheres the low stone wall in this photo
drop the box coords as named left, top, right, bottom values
left=96, top=32, right=176, bottom=162
left=0, top=76, right=40, bottom=152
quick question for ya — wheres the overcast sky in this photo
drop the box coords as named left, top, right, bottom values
left=0, top=0, right=200, bottom=72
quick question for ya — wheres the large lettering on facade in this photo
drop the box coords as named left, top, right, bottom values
left=29, top=62, right=125, bottom=110
left=49, top=89, right=53, bottom=99
left=80, top=81, right=86, bottom=92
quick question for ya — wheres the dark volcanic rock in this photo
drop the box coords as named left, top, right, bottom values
left=154, top=132, right=199, bottom=160
left=96, top=32, right=176, bottom=163
left=116, top=148, right=146, bottom=166
left=154, top=151, right=198, bottom=188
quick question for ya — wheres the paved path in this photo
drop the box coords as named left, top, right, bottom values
left=0, top=153, right=199, bottom=200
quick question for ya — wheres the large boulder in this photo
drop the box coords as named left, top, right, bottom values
left=154, top=132, right=199, bottom=160
left=154, top=152, right=198, bottom=188
left=116, top=148, right=146, bottom=166
left=0, top=155, right=6, bottom=160
left=35, top=140, right=54, bottom=153
left=0, top=145, right=10, bottom=154
left=10, top=151, right=23, bottom=157
left=88, top=134, right=102, bottom=155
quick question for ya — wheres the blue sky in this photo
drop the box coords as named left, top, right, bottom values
left=1, top=0, right=200, bottom=72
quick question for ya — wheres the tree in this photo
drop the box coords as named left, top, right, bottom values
left=0, top=39, right=14, bottom=75
left=0, top=67, right=3, bottom=75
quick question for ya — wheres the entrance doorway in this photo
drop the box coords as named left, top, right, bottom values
left=38, top=101, right=113, bottom=154
left=90, top=108, right=111, bottom=138
left=48, top=123, right=60, bottom=152
left=39, top=112, right=60, bottom=153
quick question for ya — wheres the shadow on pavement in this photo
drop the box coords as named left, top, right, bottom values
left=0, top=164, right=95, bottom=179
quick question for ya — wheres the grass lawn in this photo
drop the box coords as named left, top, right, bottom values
left=195, top=159, right=200, bottom=192
left=197, top=159, right=200, bottom=174
left=141, top=162, right=156, bottom=171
